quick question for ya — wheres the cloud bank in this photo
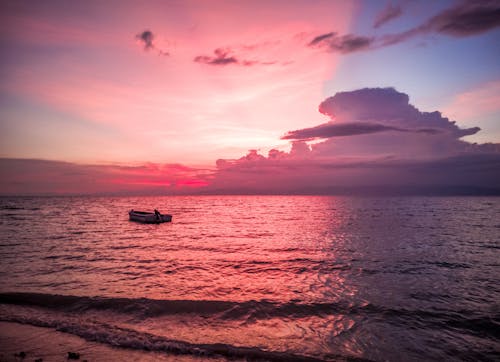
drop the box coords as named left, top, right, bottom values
left=210, top=87, right=500, bottom=195
left=2, top=88, right=498, bottom=196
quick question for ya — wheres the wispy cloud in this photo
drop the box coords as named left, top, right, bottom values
left=426, top=1, right=500, bottom=37
left=311, top=1, right=500, bottom=53
left=308, top=32, right=335, bottom=46
left=307, top=32, right=374, bottom=53
left=373, top=3, right=402, bottom=28
left=282, top=121, right=440, bottom=140
left=194, top=48, right=238, bottom=66
left=194, top=47, right=278, bottom=66
left=380, top=1, right=500, bottom=46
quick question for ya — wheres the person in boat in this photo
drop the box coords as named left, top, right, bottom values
left=154, top=209, right=161, bottom=221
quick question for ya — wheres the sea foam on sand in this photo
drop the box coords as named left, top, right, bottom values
left=0, top=321, right=213, bottom=362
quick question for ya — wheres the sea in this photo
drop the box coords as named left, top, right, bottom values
left=0, top=196, right=499, bottom=361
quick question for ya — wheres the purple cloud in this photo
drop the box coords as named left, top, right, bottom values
left=317, top=88, right=480, bottom=139
left=208, top=87, right=499, bottom=195
left=374, top=3, right=403, bottom=28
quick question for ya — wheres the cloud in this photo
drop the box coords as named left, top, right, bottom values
left=136, top=29, right=169, bottom=56
left=194, top=48, right=278, bottom=66
left=311, top=1, right=500, bottom=54
left=208, top=87, right=500, bottom=194
left=317, top=87, right=480, bottom=138
left=307, top=33, right=374, bottom=53
left=308, top=32, right=335, bottom=46
left=209, top=148, right=500, bottom=195
left=426, top=1, right=500, bottom=37
left=137, top=30, right=154, bottom=50
left=374, top=3, right=402, bottom=28
left=282, top=121, right=442, bottom=140
left=194, top=48, right=238, bottom=66
left=382, top=1, right=500, bottom=45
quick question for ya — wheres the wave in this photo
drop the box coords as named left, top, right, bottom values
left=0, top=314, right=342, bottom=362
left=1, top=292, right=498, bottom=339
left=0, top=292, right=367, bottom=320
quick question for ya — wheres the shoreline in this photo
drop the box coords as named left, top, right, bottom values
left=0, top=321, right=217, bottom=362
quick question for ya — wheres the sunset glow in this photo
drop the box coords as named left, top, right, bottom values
left=1, top=0, right=499, bottom=194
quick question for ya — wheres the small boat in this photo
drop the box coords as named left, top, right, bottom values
left=129, top=209, right=172, bottom=224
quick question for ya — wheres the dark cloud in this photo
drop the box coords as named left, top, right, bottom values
left=194, top=48, right=238, bottom=66
left=136, top=29, right=169, bottom=56
left=311, top=1, right=500, bottom=54
left=137, top=30, right=154, bottom=50
left=381, top=1, right=500, bottom=46
left=283, top=122, right=395, bottom=140
left=317, top=88, right=481, bottom=139
left=427, top=1, right=500, bottom=37
left=308, top=32, right=335, bottom=46
left=282, top=121, right=441, bottom=140
left=308, top=33, right=374, bottom=53
left=194, top=48, right=278, bottom=66
left=374, top=3, right=402, bottom=28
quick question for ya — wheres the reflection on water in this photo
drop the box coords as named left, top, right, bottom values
left=0, top=196, right=499, bottom=361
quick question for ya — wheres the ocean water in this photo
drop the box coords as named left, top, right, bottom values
left=0, top=196, right=499, bottom=361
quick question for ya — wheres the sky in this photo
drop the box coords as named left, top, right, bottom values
left=1, top=0, right=499, bottom=195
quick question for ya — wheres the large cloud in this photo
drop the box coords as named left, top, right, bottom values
left=315, top=88, right=480, bottom=138
left=210, top=87, right=500, bottom=194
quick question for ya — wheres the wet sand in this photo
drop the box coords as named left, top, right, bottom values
left=0, top=321, right=216, bottom=362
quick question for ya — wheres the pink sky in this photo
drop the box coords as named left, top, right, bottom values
left=1, top=1, right=499, bottom=195
left=1, top=1, right=355, bottom=164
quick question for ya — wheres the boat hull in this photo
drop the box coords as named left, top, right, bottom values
left=129, top=211, right=172, bottom=224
